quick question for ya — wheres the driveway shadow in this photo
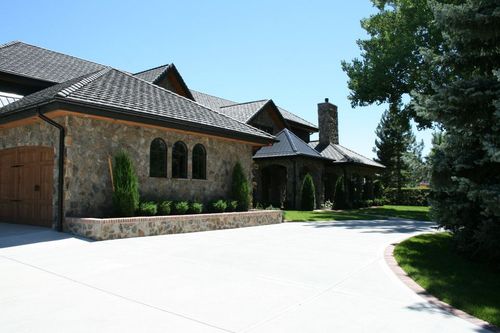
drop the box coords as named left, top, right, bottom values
left=406, top=301, right=496, bottom=333
left=0, top=223, right=91, bottom=248
left=303, top=219, right=436, bottom=234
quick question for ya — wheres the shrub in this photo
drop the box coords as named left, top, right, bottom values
left=210, top=199, right=227, bottom=213
left=174, top=201, right=189, bottom=215
left=254, top=202, right=263, bottom=210
left=157, top=201, right=172, bottom=215
left=138, top=201, right=157, bottom=216
left=226, top=200, right=238, bottom=212
left=231, top=162, right=250, bottom=211
left=321, top=200, right=334, bottom=210
left=265, top=204, right=279, bottom=210
left=190, top=202, right=204, bottom=214
left=334, top=176, right=348, bottom=209
left=385, top=187, right=430, bottom=206
left=300, top=174, right=316, bottom=211
left=112, top=150, right=140, bottom=217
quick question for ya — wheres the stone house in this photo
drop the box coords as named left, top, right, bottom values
left=0, top=41, right=383, bottom=231
left=0, top=41, right=274, bottom=230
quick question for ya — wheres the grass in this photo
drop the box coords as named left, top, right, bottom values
left=284, top=205, right=430, bottom=222
left=394, top=233, right=500, bottom=327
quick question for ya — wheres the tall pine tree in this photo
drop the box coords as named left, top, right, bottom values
left=373, top=104, right=416, bottom=194
left=415, top=0, right=500, bottom=262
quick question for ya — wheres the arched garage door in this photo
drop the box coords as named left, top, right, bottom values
left=0, top=146, right=54, bottom=227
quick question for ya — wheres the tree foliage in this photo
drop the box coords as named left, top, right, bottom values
left=374, top=104, right=416, bottom=192
left=112, top=150, right=140, bottom=217
left=301, top=174, right=316, bottom=211
left=341, top=0, right=441, bottom=125
left=414, top=0, right=500, bottom=262
left=344, top=0, right=500, bottom=262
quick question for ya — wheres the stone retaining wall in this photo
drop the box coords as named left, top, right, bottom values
left=65, top=210, right=283, bottom=241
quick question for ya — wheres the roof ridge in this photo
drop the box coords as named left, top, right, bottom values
left=57, top=68, right=112, bottom=98
left=6, top=41, right=107, bottom=70
left=220, top=99, right=269, bottom=108
left=114, top=69, right=275, bottom=139
left=283, top=129, right=298, bottom=153
left=133, top=64, right=171, bottom=75
left=0, top=40, right=20, bottom=49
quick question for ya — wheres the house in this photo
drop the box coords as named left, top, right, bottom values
left=188, top=93, right=385, bottom=209
left=0, top=41, right=275, bottom=230
left=0, top=41, right=383, bottom=231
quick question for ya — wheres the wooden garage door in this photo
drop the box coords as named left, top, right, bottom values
left=0, top=146, right=54, bottom=227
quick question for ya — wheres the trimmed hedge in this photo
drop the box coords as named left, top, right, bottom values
left=385, top=187, right=430, bottom=206
left=211, top=200, right=227, bottom=213
left=138, top=201, right=157, bottom=216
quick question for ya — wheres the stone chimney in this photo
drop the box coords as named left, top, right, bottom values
left=318, top=98, right=339, bottom=145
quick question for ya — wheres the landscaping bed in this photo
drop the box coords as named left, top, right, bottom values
left=394, top=233, right=500, bottom=327
left=65, top=210, right=283, bottom=241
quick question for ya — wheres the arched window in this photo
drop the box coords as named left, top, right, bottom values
left=150, top=138, right=167, bottom=177
left=172, top=141, right=188, bottom=178
left=192, top=144, right=206, bottom=179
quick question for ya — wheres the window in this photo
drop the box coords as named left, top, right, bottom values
left=172, top=141, right=188, bottom=178
left=192, top=144, right=206, bottom=179
left=150, top=138, right=167, bottom=177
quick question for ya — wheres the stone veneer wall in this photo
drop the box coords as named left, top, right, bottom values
left=0, top=118, right=61, bottom=228
left=63, top=115, right=255, bottom=218
left=65, top=210, right=283, bottom=241
left=1, top=113, right=256, bottom=225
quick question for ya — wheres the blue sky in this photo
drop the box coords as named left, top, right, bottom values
left=1, top=0, right=432, bottom=157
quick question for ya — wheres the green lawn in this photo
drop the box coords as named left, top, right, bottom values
left=284, top=205, right=430, bottom=222
left=395, top=233, right=500, bottom=327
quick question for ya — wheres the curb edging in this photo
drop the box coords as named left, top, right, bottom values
left=384, top=242, right=499, bottom=333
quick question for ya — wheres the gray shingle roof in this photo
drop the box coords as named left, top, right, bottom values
left=309, top=141, right=385, bottom=168
left=254, top=128, right=324, bottom=159
left=0, top=41, right=106, bottom=83
left=134, top=64, right=170, bottom=83
left=191, top=89, right=318, bottom=131
left=276, top=106, right=317, bottom=130
left=190, top=90, right=237, bottom=110
left=0, top=68, right=275, bottom=142
left=219, top=100, right=269, bottom=123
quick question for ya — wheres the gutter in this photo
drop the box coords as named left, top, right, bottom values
left=37, top=108, right=65, bottom=232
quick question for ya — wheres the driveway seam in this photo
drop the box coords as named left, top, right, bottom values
left=240, top=256, right=381, bottom=332
left=0, top=253, right=235, bottom=333
left=384, top=242, right=499, bottom=333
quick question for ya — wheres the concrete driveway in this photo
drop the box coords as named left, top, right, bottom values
left=0, top=220, right=490, bottom=332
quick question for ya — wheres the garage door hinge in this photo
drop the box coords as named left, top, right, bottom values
left=11, top=164, right=24, bottom=168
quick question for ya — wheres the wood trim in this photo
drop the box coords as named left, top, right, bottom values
left=0, top=109, right=269, bottom=147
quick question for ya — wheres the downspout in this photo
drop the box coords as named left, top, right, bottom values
left=37, top=109, right=65, bottom=232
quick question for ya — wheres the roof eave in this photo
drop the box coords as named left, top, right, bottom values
left=0, top=99, right=275, bottom=145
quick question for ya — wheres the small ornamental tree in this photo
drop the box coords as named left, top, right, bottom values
left=231, top=161, right=250, bottom=211
left=334, top=176, right=347, bottom=209
left=112, top=150, right=139, bottom=217
left=300, top=174, right=316, bottom=211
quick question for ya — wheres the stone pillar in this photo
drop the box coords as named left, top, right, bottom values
left=318, top=98, right=339, bottom=145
